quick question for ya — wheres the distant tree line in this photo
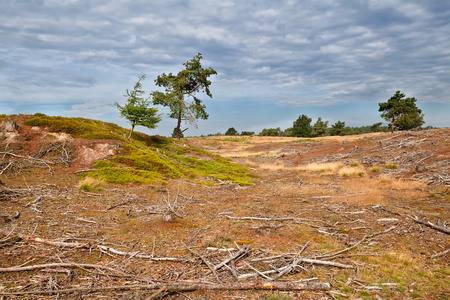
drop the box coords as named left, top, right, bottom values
left=221, top=91, right=429, bottom=137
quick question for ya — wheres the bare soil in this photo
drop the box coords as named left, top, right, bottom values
left=0, top=116, right=449, bottom=299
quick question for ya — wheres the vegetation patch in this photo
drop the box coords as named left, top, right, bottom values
left=78, top=176, right=106, bottom=192
left=293, top=138, right=317, bottom=143
left=25, top=114, right=254, bottom=186
left=385, top=163, right=399, bottom=169
left=88, top=142, right=254, bottom=185
left=298, top=162, right=344, bottom=173
left=24, top=113, right=128, bottom=141
left=338, top=166, right=366, bottom=178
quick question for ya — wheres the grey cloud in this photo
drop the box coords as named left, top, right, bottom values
left=0, top=0, right=449, bottom=133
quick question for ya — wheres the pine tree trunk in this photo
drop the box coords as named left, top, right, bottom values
left=128, top=124, right=135, bottom=139
left=175, top=101, right=183, bottom=140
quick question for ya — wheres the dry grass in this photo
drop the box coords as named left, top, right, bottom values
left=338, top=166, right=366, bottom=178
left=299, top=162, right=344, bottom=173
left=335, top=176, right=427, bottom=205
left=78, top=176, right=105, bottom=192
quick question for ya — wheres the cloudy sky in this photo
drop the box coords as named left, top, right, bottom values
left=1, top=0, right=449, bottom=136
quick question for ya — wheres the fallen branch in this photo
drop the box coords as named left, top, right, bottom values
left=366, top=226, right=396, bottom=238
left=182, top=242, right=223, bottom=283
left=0, top=262, right=127, bottom=275
left=0, top=227, right=88, bottom=248
left=0, top=228, right=187, bottom=261
left=107, top=200, right=131, bottom=211
left=239, top=257, right=353, bottom=280
left=225, top=215, right=295, bottom=221
left=208, top=244, right=251, bottom=273
left=412, top=217, right=450, bottom=235
left=24, top=195, right=45, bottom=207
left=431, top=248, right=450, bottom=258
left=97, top=245, right=187, bottom=262
left=0, top=281, right=331, bottom=296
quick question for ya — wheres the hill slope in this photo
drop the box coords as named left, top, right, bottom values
left=0, top=114, right=254, bottom=186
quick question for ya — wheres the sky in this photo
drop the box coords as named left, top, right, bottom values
left=1, top=0, right=449, bottom=137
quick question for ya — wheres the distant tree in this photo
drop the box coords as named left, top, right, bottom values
left=152, top=53, right=217, bottom=139
left=114, top=75, right=162, bottom=139
left=225, top=127, right=238, bottom=136
left=259, top=128, right=282, bottom=136
left=371, top=122, right=383, bottom=132
left=311, top=117, right=328, bottom=137
left=329, top=121, right=346, bottom=136
left=291, top=114, right=312, bottom=137
left=280, top=127, right=293, bottom=137
left=379, top=91, right=425, bottom=133
left=240, top=131, right=254, bottom=136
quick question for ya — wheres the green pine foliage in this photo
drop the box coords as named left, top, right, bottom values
left=152, top=53, right=217, bottom=139
left=379, top=91, right=425, bottom=133
left=115, top=74, right=162, bottom=139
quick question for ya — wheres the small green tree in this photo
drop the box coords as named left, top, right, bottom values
left=329, top=121, right=346, bottom=136
left=291, top=114, right=312, bottom=137
left=152, top=53, right=217, bottom=139
left=311, top=117, right=328, bottom=137
left=379, top=91, right=425, bottom=133
left=225, top=127, right=238, bottom=136
left=115, top=75, right=162, bottom=139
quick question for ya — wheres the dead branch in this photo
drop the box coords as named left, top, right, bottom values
left=0, top=262, right=128, bottom=275
left=268, top=241, right=311, bottom=281
left=208, top=244, right=251, bottom=273
left=97, top=245, right=187, bottom=262
left=431, top=248, right=450, bottom=258
left=0, top=151, right=54, bottom=172
left=366, top=226, right=396, bottom=238
left=239, top=257, right=352, bottom=280
left=225, top=215, right=295, bottom=221
left=24, top=195, right=45, bottom=207
left=0, top=227, right=89, bottom=248
left=412, top=217, right=450, bottom=235
left=0, top=227, right=187, bottom=261
left=299, top=258, right=353, bottom=269
left=182, top=242, right=223, bottom=283
left=325, top=207, right=354, bottom=221
left=0, top=280, right=331, bottom=296
left=106, top=200, right=131, bottom=210
left=74, top=168, right=97, bottom=174
left=0, top=161, right=12, bottom=175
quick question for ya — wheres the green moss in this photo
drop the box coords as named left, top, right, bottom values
left=88, top=137, right=253, bottom=186
left=93, top=160, right=116, bottom=168
left=88, top=167, right=166, bottom=185
left=24, top=115, right=127, bottom=141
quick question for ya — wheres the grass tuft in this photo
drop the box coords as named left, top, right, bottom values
left=298, top=162, right=344, bottom=173
left=385, top=163, right=399, bottom=169
left=338, top=166, right=366, bottom=178
left=78, top=177, right=106, bottom=192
